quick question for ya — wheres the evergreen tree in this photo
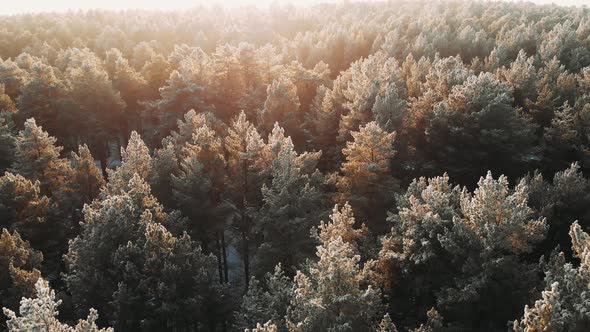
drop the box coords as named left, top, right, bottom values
left=253, top=124, right=323, bottom=275
left=0, top=108, right=17, bottom=173
left=11, top=118, right=73, bottom=198
left=225, top=111, right=266, bottom=287
left=105, top=131, right=151, bottom=194
left=112, top=55, right=149, bottom=134
left=3, top=278, right=112, bottom=332
left=377, top=313, right=398, bottom=332
left=417, top=72, right=536, bottom=184
left=303, top=86, right=342, bottom=171
left=513, top=222, right=590, bottom=331
left=246, top=321, right=279, bottom=332
left=71, top=145, right=105, bottom=207
left=380, top=172, right=547, bottom=329
left=286, top=204, right=383, bottom=332
left=0, top=172, right=50, bottom=243
left=16, top=63, right=69, bottom=145
left=65, top=174, right=223, bottom=330
left=149, top=142, right=179, bottom=208
left=259, top=77, right=301, bottom=144
left=333, top=121, right=396, bottom=234
left=237, top=264, right=294, bottom=332
left=372, top=83, right=407, bottom=133
left=66, top=61, right=126, bottom=169
left=0, top=59, right=27, bottom=100
left=0, top=229, right=42, bottom=315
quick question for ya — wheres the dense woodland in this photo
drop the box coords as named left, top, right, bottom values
left=1, top=0, right=590, bottom=331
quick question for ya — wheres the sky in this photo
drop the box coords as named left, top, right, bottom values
left=0, top=0, right=588, bottom=15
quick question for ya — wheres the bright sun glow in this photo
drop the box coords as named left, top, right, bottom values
left=0, top=0, right=345, bottom=15
left=2, top=0, right=588, bottom=15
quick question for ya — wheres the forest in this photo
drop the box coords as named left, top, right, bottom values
left=0, top=0, right=589, bottom=331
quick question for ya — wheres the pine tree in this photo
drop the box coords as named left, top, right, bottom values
left=3, top=278, right=112, bottom=332
left=438, top=173, right=547, bottom=327
left=0, top=229, right=42, bottom=315
left=237, top=264, right=294, bottom=332
left=149, top=142, right=179, bottom=208
left=141, top=54, right=172, bottom=100
left=334, top=121, right=396, bottom=234
left=0, top=172, right=50, bottom=243
left=16, top=62, right=68, bottom=145
left=513, top=222, right=590, bottom=331
left=380, top=172, right=547, bottom=329
left=377, top=314, right=398, bottom=332
left=253, top=124, right=323, bottom=275
left=259, top=77, right=301, bottom=143
left=422, top=72, right=536, bottom=184
left=286, top=204, right=383, bottom=332
left=66, top=61, right=126, bottom=169
left=105, top=131, right=151, bottom=194
left=335, top=51, right=405, bottom=145
left=70, top=144, right=105, bottom=207
left=303, top=86, right=342, bottom=171
left=111, top=55, right=149, bottom=133
left=498, top=50, right=537, bottom=109
left=371, top=83, right=407, bottom=133
left=0, top=112, right=17, bottom=173
left=11, top=118, right=73, bottom=198
left=246, top=321, right=279, bottom=332
left=225, top=111, right=266, bottom=287
left=0, top=59, right=27, bottom=100
left=171, top=120, right=232, bottom=282
left=65, top=174, right=223, bottom=330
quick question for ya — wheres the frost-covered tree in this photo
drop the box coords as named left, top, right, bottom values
left=513, top=222, right=590, bottom=331
left=380, top=172, right=547, bottom=329
left=378, top=174, right=460, bottom=324
left=225, top=111, right=267, bottom=287
left=522, top=163, right=590, bottom=258
left=105, top=130, right=151, bottom=194
left=252, top=124, right=323, bottom=275
left=11, top=118, right=73, bottom=198
left=171, top=121, right=232, bottom=282
left=377, top=313, right=398, bottom=332
left=0, top=172, right=50, bottom=243
left=246, top=321, right=279, bottom=332
left=335, top=51, right=405, bottom=145
left=237, top=264, right=294, bottom=332
left=3, top=278, right=112, bottom=332
left=333, top=121, right=396, bottom=233
left=0, top=229, right=42, bottom=315
left=65, top=174, right=223, bottom=330
left=413, top=72, right=536, bottom=184
left=16, top=63, right=68, bottom=145
left=286, top=204, right=383, bottom=332
left=69, top=144, right=105, bottom=207
left=440, top=173, right=546, bottom=327
left=66, top=60, right=126, bottom=167
left=0, top=103, right=17, bottom=173
left=498, top=50, right=537, bottom=110
left=371, top=83, right=407, bottom=133
left=111, top=54, right=149, bottom=133
left=149, top=142, right=179, bottom=208
left=539, top=21, right=590, bottom=72
left=304, top=86, right=342, bottom=170
left=0, top=59, right=27, bottom=100
left=259, top=77, right=301, bottom=143
left=543, top=102, right=590, bottom=174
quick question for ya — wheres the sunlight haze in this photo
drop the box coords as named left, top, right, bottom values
left=2, top=0, right=588, bottom=15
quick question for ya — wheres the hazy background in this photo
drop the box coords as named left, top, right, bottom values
left=1, top=0, right=588, bottom=15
